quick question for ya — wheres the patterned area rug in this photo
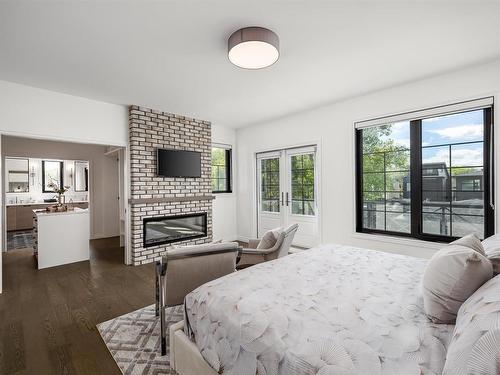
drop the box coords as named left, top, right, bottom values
left=97, top=304, right=184, bottom=374
left=7, top=230, right=33, bottom=250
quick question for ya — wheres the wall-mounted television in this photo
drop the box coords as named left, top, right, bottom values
left=157, top=148, right=201, bottom=178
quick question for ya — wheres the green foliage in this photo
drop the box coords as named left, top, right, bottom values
left=362, top=125, right=410, bottom=197
left=451, top=167, right=482, bottom=176
left=211, top=147, right=226, bottom=166
left=211, top=148, right=228, bottom=191
left=290, top=154, right=315, bottom=214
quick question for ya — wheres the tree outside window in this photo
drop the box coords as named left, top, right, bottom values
left=211, top=147, right=232, bottom=193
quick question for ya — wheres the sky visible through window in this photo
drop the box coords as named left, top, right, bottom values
left=383, top=110, right=483, bottom=167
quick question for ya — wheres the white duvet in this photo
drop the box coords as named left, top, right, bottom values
left=184, top=245, right=454, bottom=375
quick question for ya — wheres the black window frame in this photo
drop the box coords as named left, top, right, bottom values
left=355, top=106, right=494, bottom=243
left=211, top=146, right=232, bottom=194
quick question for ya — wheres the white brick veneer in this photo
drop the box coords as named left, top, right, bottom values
left=129, top=105, right=213, bottom=265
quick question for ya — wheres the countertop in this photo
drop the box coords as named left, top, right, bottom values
left=7, top=201, right=88, bottom=207
left=33, top=207, right=89, bottom=217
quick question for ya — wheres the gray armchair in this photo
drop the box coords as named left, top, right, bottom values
left=155, top=241, right=241, bottom=355
left=237, top=223, right=298, bottom=269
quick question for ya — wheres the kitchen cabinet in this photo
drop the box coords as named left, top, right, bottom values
left=7, top=202, right=89, bottom=231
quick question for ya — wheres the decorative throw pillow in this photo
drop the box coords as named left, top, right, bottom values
left=422, top=244, right=493, bottom=323
left=257, top=227, right=282, bottom=250
left=482, top=234, right=500, bottom=276
left=442, top=275, right=500, bottom=375
left=451, top=233, right=485, bottom=255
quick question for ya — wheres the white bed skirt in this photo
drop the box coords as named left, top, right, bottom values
left=170, top=320, right=218, bottom=375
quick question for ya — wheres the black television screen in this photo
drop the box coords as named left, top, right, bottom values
left=157, top=149, right=201, bottom=178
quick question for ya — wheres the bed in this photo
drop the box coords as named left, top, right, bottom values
left=173, top=244, right=455, bottom=375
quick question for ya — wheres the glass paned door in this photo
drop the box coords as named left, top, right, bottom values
left=257, top=153, right=283, bottom=239
left=261, top=158, right=281, bottom=213
left=257, top=146, right=320, bottom=248
left=291, top=154, right=315, bottom=215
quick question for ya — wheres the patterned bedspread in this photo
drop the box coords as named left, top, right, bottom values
left=184, top=244, right=454, bottom=375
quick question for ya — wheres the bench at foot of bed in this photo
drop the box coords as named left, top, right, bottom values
left=170, top=320, right=219, bottom=375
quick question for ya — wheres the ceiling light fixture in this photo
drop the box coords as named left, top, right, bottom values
left=228, top=27, right=279, bottom=69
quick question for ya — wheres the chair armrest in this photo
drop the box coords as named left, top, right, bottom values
left=163, top=241, right=240, bottom=261
left=248, top=239, right=260, bottom=249
left=237, top=249, right=266, bottom=268
left=242, top=247, right=275, bottom=255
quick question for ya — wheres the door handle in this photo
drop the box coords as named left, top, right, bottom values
left=286, top=192, right=290, bottom=206
left=281, top=192, right=284, bottom=206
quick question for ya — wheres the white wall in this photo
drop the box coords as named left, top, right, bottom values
left=212, top=124, right=238, bottom=241
left=2, top=136, right=120, bottom=240
left=0, top=80, right=128, bottom=146
left=236, top=59, right=500, bottom=259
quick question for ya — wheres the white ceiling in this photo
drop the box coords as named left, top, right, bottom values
left=1, top=0, right=500, bottom=128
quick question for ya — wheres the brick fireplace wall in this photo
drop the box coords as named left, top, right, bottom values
left=129, top=105, right=213, bottom=265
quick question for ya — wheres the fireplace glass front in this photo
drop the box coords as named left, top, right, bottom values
left=143, top=212, right=207, bottom=247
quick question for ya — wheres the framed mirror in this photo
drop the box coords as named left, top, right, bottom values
left=74, top=161, right=89, bottom=192
left=42, top=160, right=63, bottom=192
left=5, top=158, right=29, bottom=193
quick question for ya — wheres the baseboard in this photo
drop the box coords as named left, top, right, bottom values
left=91, top=234, right=120, bottom=240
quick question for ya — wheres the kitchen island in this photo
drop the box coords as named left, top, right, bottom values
left=7, top=201, right=88, bottom=231
left=33, top=207, right=90, bottom=269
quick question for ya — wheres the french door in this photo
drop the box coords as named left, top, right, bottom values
left=257, top=146, right=320, bottom=247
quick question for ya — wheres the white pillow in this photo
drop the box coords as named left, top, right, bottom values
left=443, top=275, right=500, bottom=375
left=422, top=243, right=493, bottom=323
left=482, top=234, right=500, bottom=275
left=451, top=233, right=485, bottom=255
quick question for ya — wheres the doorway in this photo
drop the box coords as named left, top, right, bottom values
left=1, top=136, right=130, bottom=265
left=256, top=145, right=320, bottom=247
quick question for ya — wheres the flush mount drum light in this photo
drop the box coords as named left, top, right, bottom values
left=228, top=27, right=279, bottom=69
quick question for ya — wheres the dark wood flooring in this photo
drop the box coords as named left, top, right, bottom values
left=0, top=237, right=155, bottom=375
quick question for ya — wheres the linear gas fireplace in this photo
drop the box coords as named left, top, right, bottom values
left=143, top=212, right=207, bottom=248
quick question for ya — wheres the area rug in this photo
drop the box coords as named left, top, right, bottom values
left=7, top=230, right=33, bottom=250
left=97, top=304, right=184, bottom=375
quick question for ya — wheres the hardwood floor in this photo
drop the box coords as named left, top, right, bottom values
left=0, top=237, right=155, bottom=375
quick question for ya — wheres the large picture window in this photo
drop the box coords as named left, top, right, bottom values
left=356, top=99, right=494, bottom=241
left=211, top=146, right=232, bottom=193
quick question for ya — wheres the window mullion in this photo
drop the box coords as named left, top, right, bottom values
left=410, top=119, right=422, bottom=237
left=484, top=107, right=495, bottom=237
left=355, top=130, right=363, bottom=232
left=383, top=152, right=387, bottom=231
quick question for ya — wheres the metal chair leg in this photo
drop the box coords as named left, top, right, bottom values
left=155, top=261, right=161, bottom=317
left=160, top=304, right=166, bottom=355
left=157, top=259, right=167, bottom=356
